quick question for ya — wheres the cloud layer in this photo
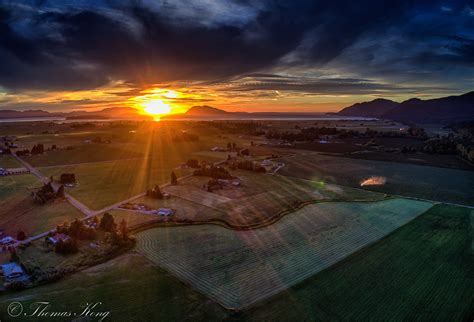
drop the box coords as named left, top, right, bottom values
left=0, top=0, right=473, bottom=110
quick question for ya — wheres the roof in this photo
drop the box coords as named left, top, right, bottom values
left=157, top=208, right=174, bottom=216
left=47, top=233, right=71, bottom=244
left=0, top=236, right=15, bottom=244
left=0, top=262, right=24, bottom=278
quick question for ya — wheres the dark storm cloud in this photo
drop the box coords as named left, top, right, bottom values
left=0, top=0, right=473, bottom=92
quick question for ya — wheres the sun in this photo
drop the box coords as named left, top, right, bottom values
left=142, top=99, right=171, bottom=116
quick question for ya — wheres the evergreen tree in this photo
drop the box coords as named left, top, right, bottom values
left=56, top=185, right=65, bottom=198
left=171, top=171, right=178, bottom=185
left=99, top=212, right=116, bottom=232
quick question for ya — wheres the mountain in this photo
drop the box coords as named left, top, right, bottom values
left=66, top=107, right=151, bottom=120
left=0, top=109, right=64, bottom=119
left=0, top=107, right=152, bottom=120
left=184, top=105, right=230, bottom=116
left=336, top=91, right=474, bottom=123
left=337, top=99, right=399, bottom=118
left=162, top=106, right=327, bottom=120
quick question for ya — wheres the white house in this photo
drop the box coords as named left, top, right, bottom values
left=46, top=233, right=71, bottom=246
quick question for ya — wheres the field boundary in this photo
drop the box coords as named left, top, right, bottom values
left=471, top=210, right=474, bottom=253
left=128, top=196, right=393, bottom=234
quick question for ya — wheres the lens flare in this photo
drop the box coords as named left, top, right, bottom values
left=360, top=176, right=386, bottom=186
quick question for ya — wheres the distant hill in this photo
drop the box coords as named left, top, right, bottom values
left=0, top=107, right=152, bottom=120
left=336, top=91, right=474, bottom=123
left=66, top=107, right=152, bottom=120
left=0, top=109, right=63, bottom=119
left=162, top=106, right=328, bottom=120
left=337, top=99, right=399, bottom=118
left=184, top=105, right=230, bottom=116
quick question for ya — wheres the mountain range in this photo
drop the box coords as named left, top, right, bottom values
left=0, top=107, right=152, bottom=120
left=336, top=91, right=474, bottom=123
left=1, top=91, right=472, bottom=123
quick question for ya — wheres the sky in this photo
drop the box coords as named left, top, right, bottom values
left=0, top=0, right=473, bottom=114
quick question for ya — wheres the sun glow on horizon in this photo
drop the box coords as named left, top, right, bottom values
left=142, top=99, right=171, bottom=116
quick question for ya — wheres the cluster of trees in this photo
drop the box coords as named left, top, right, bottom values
left=186, top=159, right=200, bottom=168
left=266, top=127, right=339, bottom=142
left=146, top=185, right=163, bottom=199
left=57, top=218, right=98, bottom=240
left=31, top=144, right=45, bottom=155
left=229, top=160, right=266, bottom=173
left=193, top=166, right=234, bottom=179
left=32, top=182, right=64, bottom=204
left=54, top=238, right=78, bottom=254
left=266, top=126, right=430, bottom=143
left=207, top=178, right=221, bottom=192
left=59, top=173, right=76, bottom=184
left=402, top=138, right=457, bottom=154
left=15, top=149, right=30, bottom=156
left=54, top=213, right=129, bottom=255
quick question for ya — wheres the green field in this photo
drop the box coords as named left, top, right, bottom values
left=24, top=144, right=145, bottom=167
left=0, top=155, right=22, bottom=168
left=0, top=199, right=84, bottom=237
left=277, top=153, right=474, bottom=206
left=238, top=204, right=474, bottom=321
left=170, top=173, right=385, bottom=227
left=0, top=254, right=226, bottom=322
left=0, top=174, right=84, bottom=237
left=0, top=174, right=38, bottom=200
left=39, top=158, right=191, bottom=210
left=136, top=198, right=432, bottom=309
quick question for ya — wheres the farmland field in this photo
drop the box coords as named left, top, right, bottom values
left=0, top=155, right=22, bottom=168
left=239, top=204, right=474, bottom=321
left=136, top=198, right=432, bottom=309
left=164, top=173, right=386, bottom=227
left=0, top=253, right=227, bottom=322
left=38, top=158, right=192, bottom=210
left=0, top=174, right=38, bottom=200
left=0, top=198, right=84, bottom=237
left=277, top=153, right=474, bottom=206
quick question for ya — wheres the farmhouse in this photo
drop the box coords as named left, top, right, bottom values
left=157, top=208, right=174, bottom=216
left=0, top=262, right=25, bottom=280
left=46, top=233, right=71, bottom=246
left=0, top=236, right=17, bottom=248
left=261, top=159, right=273, bottom=166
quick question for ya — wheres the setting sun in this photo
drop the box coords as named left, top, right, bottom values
left=142, top=99, right=171, bottom=116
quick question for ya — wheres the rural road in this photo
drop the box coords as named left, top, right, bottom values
left=12, top=153, right=195, bottom=243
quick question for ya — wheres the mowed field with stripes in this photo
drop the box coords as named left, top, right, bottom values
left=136, top=198, right=432, bottom=309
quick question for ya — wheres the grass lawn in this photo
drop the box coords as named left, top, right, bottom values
left=0, top=253, right=227, bottom=322
left=0, top=155, right=22, bottom=168
left=238, top=204, right=474, bottom=321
